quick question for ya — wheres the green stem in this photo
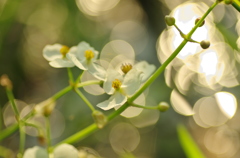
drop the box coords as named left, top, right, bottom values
left=67, top=68, right=74, bottom=83
left=45, top=116, right=52, bottom=151
left=0, top=123, right=18, bottom=141
left=51, top=86, right=73, bottom=100
left=129, top=39, right=188, bottom=102
left=6, top=89, right=19, bottom=118
left=74, top=88, right=95, bottom=112
left=232, top=0, right=240, bottom=12
left=130, top=103, right=158, bottom=110
left=75, top=70, right=84, bottom=83
left=18, top=121, right=25, bottom=158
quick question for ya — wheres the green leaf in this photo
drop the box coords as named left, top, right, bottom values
left=177, top=124, right=205, bottom=158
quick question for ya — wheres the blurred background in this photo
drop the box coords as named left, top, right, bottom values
left=0, top=0, right=240, bottom=157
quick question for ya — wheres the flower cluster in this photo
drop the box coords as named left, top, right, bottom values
left=43, top=42, right=155, bottom=111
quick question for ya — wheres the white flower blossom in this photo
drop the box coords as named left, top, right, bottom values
left=97, top=68, right=142, bottom=110
left=67, top=42, right=106, bottom=80
left=43, top=44, right=75, bottom=68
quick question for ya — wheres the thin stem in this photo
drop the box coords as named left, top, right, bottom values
left=75, top=70, right=84, bottom=83
left=74, top=88, right=95, bottom=112
left=187, top=1, right=219, bottom=38
left=0, top=123, right=18, bottom=141
left=232, top=0, right=240, bottom=12
left=6, top=88, right=19, bottom=118
left=67, top=68, right=74, bottom=83
left=45, top=116, right=52, bottom=151
left=130, top=103, right=158, bottom=110
left=18, top=121, right=25, bottom=158
left=129, top=39, right=188, bottom=102
left=51, top=86, right=73, bottom=100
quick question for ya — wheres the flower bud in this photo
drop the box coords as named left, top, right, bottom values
left=195, top=18, right=205, bottom=27
left=165, top=15, right=175, bottom=26
left=158, top=102, right=170, bottom=112
left=200, top=40, right=210, bottom=49
left=92, top=110, right=107, bottom=129
left=224, top=0, right=232, bottom=4
left=0, top=74, right=12, bottom=90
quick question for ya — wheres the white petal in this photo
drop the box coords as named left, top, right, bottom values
left=103, top=69, right=123, bottom=94
left=23, top=146, right=48, bottom=158
left=49, top=58, right=75, bottom=68
left=43, top=44, right=62, bottom=61
left=122, top=69, right=142, bottom=96
left=134, top=61, right=156, bottom=82
left=88, top=63, right=107, bottom=80
left=76, top=41, right=99, bottom=61
left=115, top=93, right=145, bottom=118
left=67, top=53, right=87, bottom=70
left=97, top=92, right=127, bottom=110
left=54, top=144, right=79, bottom=158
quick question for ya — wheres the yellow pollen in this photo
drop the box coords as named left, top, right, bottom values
left=112, top=79, right=122, bottom=90
left=121, top=63, right=132, bottom=74
left=85, top=50, right=95, bottom=60
left=60, top=45, right=69, bottom=58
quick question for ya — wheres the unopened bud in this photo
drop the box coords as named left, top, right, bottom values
left=0, top=74, right=12, bottom=90
left=158, top=102, right=170, bottom=112
left=92, top=110, right=107, bottom=129
left=195, top=18, right=205, bottom=27
left=200, top=40, right=210, bottom=49
left=37, top=134, right=46, bottom=145
left=224, top=0, right=232, bottom=4
left=165, top=15, right=175, bottom=26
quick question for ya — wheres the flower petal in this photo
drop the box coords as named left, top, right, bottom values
left=134, top=61, right=156, bottom=82
left=23, top=146, right=48, bottom=158
left=67, top=53, right=87, bottom=70
left=103, top=69, right=123, bottom=94
left=43, top=44, right=62, bottom=61
left=97, top=92, right=127, bottom=110
left=76, top=42, right=99, bottom=61
left=49, top=58, right=75, bottom=68
left=54, top=144, right=79, bottom=158
left=88, top=63, right=107, bottom=80
left=122, top=69, right=142, bottom=96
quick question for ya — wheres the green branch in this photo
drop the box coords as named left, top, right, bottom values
left=51, top=1, right=219, bottom=148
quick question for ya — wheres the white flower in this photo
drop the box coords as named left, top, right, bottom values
left=43, top=44, right=75, bottom=68
left=67, top=42, right=106, bottom=80
left=119, top=61, right=155, bottom=82
left=23, top=144, right=79, bottom=158
left=133, top=61, right=156, bottom=82
left=97, top=68, right=142, bottom=110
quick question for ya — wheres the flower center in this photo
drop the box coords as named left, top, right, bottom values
left=84, top=50, right=95, bottom=60
left=112, top=79, right=122, bottom=90
left=121, top=63, right=132, bottom=74
left=60, top=45, right=70, bottom=58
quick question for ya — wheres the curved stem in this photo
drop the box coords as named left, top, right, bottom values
left=74, top=88, right=95, bottom=112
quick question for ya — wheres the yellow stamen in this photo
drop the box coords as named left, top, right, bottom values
left=112, top=79, right=122, bottom=90
left=121, top=63, right=132, bottom=74
left=60, top=45, right=69, bottom=58
left=85, top=50, right=95, bottom=60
